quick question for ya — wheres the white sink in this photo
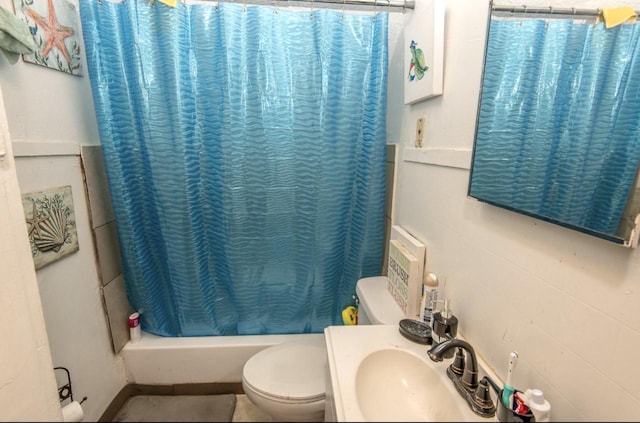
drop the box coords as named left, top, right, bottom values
left=324, top=325, right=500, bottom=422
left=355, top=348, right=469, bottom=421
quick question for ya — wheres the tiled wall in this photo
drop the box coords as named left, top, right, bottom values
left=81, top=146, right=133, bottom=354
left=381, top=144, right=397, bottom=275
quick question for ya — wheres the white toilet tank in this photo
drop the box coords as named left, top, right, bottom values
left=356, top=276, right=405, bottom=325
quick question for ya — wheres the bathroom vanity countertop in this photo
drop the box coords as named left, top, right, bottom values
left=324, top=324, right=500, bottom=422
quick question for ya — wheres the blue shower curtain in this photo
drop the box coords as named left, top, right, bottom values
left=470, top=18, right=640, bottom=237
left=80, top=1, right=388, bottom=336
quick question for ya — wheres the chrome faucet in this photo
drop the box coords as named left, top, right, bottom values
left=427, top=338, right=497, bottom=418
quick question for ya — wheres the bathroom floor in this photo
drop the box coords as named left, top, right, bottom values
left=112, top=394, right=271, bottom=422
left=232, top=395, right=272, bottom=422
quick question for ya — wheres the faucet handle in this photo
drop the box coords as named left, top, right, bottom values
left=471, top=377, right=496, bottom=417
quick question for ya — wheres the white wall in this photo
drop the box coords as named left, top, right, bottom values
left=390, top=0, right=640, bottom=421
left=14, top=154, right=128, bottom=421
left=0, top=87, right=61, bottom=422
left=0, top=0, right=127, bottom=420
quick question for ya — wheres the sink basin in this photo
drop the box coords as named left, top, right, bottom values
left=324, top=325, right=499, bottom=422
left=355, top=349, right=469, bottom=422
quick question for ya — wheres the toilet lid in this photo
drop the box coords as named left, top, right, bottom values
left=243, top=336, right=327, bottom=402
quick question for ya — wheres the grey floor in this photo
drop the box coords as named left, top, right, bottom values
left=112, top=394, right=272, bottom=422
left=232, top=395, right=272, bottom=422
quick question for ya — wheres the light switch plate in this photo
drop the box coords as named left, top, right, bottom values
left=415, top=117, right=425, bottom=148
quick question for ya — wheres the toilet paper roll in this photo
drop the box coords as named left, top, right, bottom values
left=62, top=400, right=84, bottom=422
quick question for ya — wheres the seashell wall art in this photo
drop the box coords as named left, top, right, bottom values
left=22, top=185, right=79, bottom=270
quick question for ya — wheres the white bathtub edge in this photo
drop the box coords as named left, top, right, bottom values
left=122, top=331, right=325, bottom=385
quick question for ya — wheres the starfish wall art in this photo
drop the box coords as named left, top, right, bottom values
left=12, top=0, right=82, bottom=76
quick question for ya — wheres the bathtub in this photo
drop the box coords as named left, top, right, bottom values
left=121, top=331, right=325, bottom=385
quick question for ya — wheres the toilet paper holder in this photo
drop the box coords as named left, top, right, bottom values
left=54, top=367, right=87, bottom=405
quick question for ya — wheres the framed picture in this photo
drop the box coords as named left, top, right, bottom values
left=12, top=0, right=83, bottom=76
left=404, top=0, right=445, bottom=105
left=22, top=185, right=79, bottom=270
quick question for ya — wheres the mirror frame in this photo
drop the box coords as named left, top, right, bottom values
left=468, top=4, right=640, bottom=248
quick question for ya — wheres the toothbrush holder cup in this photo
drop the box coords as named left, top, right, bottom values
left=496, top=389, right=535, bottom=422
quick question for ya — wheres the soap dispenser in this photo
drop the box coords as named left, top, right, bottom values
left=431, top=299, right=458, bottom=356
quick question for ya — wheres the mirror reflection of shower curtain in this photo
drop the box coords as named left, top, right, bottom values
left=80, top=1, right=388, bottom=336
left=470, top=16, right=640, bottom=239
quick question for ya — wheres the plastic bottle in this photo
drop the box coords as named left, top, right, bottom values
left=523, top=388, right=551, bottom=422
left=421, top=272, right=439, bottom=327
left=129, top=312, right=141, bottom=343
left=419, top=286, right=427, bottom=321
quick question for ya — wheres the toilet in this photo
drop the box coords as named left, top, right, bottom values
left=241, top=276, right=405, bottom=422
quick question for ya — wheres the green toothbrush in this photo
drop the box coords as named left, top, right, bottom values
left=502, top=351, right=519, bottom=407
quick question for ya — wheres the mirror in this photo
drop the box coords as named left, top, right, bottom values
left=468, top=7, right=640, bottom=247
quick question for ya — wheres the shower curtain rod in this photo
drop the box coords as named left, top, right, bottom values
left=148, top=0, right=414, bottom=12
left=492, top=3, right=640, bottom=17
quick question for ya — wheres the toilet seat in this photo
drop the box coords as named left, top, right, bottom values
left=242, top=337, right=327, bottom=404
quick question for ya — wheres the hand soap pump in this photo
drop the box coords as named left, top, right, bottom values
left=419, top=272, right=439, bottom=327
left=431, top=299, right=458, bottom=357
